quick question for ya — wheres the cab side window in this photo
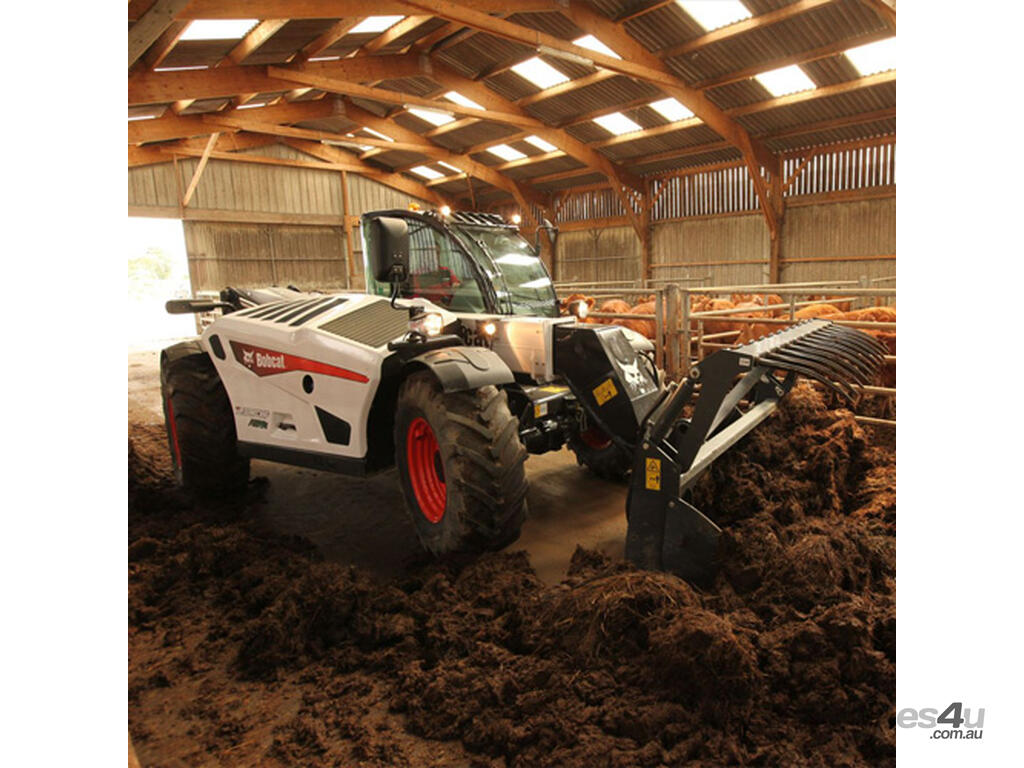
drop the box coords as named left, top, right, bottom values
left=405, top=224, right=486, bottom=312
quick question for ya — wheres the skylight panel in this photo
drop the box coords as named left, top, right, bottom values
left=443, top=91, right=484, bottom=110
left=437, top=161, right=463, bottom=173
left=593, top=112, right=643, bottom=136
left=755, top=65, right=816, bottom=97
left=524, top=135, right=557, bottom=152
left=511, top=57, right=570, bottom=89
left=676, top=1, right=751, bottom=31
left=844, top=37, right=896, bottom=76
left=180, top=19, right=258, bottom=41
left=409, top=166, right=443, bottom=180
left=572, top=34, right=620, bottom=60
left=349, top=16, right=405, bottom=34
left=649, top=97, right=694, bottom=122
left=408, top=107, right=456, bottom=126
left=360, top=127, right=394, bottom=142
left=487, top=144, right=527, bottom=162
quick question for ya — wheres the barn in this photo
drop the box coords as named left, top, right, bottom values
left=127, top=2, right=900, bottom=765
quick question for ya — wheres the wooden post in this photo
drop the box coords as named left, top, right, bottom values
left=768, top=159, right=785, bottom=283
left=654, top=289, right=664, bottom=371
left=181, top=132, right=219, bottom=208
left=341, top=171, right=355, bottom=290
left=641, top=178, right=653, bottom=287
left=680, top=285, right=691, bottom=372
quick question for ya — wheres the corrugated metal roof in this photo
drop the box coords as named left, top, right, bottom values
left=129, top=0, right=896, bottom=204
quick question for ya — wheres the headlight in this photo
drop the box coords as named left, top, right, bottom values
left=479, top=320, right=497, bottom=337
left=410, top=312, right=445, bottom=337
left=568, top=299, right=589, bottom=320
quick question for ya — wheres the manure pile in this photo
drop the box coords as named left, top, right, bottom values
left=129, top=384, right=894, bottom=767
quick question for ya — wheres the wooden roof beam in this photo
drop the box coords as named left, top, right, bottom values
left=421, top=58, right=644, bottom=190
left=661, top=0, right=837, bottom=59
left=281, top=137, right=457, bottom=207
left=129, top=97, right=341, bottom=144
left=221, top=19, right=288, bottom=65
left=297, top=19, right=360, bottom=61
left=139, top=20, right=190, bottom=70
left=401, top=2, right=774, bottom=168
left=516, top=70, right=617, bottom=107
left=339, top=101, right=549, bottom=214
left=558, top=72, right=895, bottom=150
left=128, top=0, right=193, bottom=68
left=149, top=1, right=558, bottom=19
left=129, top=56, right=425, bottom=106
left=694, top=30, right=894, bottom=90
left=130, top=133, right=279, bottom=166
left=359, top=15, right=433, bottom=54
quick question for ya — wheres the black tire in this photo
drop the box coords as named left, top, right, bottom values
left=394, top=372, right=528, bottom=555
left=160, top=341, right=249, bottom=498
left=567, top=425, right=633, bottom=482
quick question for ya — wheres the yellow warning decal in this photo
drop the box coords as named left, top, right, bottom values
left=592, top=378, right=618, bottom=406
left=645, top=458, right=661, bottom=491
left=533, top=402, right=548, bottom=419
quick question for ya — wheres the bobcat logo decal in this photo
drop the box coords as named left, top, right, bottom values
left=227, top=340, right=370, bottom=384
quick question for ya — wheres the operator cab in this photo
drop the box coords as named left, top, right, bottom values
left=361, top=209, right=559, bottom=317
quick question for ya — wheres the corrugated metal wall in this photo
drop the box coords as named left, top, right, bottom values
left=183, top=222, right=348, bottom=293
left=129, top=145, right=430, bottom=292
left=555, top=226, right=641, bottom=284
left=553, top=198, right=894, bottom=289
left=781, top=198, right=896, bottom=284
left=651, top=214, right=770, bottom=286
left=129, top=142, right=894, bottom=294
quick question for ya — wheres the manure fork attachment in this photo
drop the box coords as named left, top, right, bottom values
left=625, top=319, right=887, bottom=586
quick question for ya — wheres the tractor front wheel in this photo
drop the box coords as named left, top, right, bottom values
left=567, top=424, right=633, bottom=482
left=160, top=341, right=250, bottom=498
left=394, top=372, right=528, bottom=555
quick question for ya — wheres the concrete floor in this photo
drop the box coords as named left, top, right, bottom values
left=129, top=343, right=628, bottom=584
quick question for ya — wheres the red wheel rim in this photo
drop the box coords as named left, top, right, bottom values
left=406, top=417, right=446, bottom=523
left=166, top=398, right=183, bottom=467
left=579, top=426, right=613, bottom=451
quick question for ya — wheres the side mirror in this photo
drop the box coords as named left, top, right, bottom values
left=367, top=216, right=410, bottom=283
left=534, top=217, right=559, bottom=254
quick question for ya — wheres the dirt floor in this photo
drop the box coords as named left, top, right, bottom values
left=128, top=345, right=895, bottom=767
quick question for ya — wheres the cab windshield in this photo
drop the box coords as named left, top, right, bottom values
left=455, top=225, right=559, bottom=317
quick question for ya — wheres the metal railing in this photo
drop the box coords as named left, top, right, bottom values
left=556, top=279, right=896, bottom=428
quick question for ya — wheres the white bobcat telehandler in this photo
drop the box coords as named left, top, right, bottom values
left=161, top=208, right=884, bottom=584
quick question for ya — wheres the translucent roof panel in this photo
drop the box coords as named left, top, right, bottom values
left=408, top=107, right=456, bottom=126
left=675, top=1, right=751, bottom=32
left=572, top=35, right=621, bottom=60
left=437, top=161, right=463, bottom=173
left=845, top=37, right=896, bottom=76
left=524, top=135, right=558, bottom=152
left=360, top=127, right=393, bottom=142
left=180, top=20, right=257, bottom=41
left=443, top=91, right=484, bottom=110
left=649, top=98, right=695, bottom=122
left=511, top=57, right=570, bottom=89
left=593, top=112, right=643, bottom=136
left=349, top=16, right=405, bottom=34
left=409, top=166, right=443, bottom=180
left=755, top=65, right=816, bottom=97
left=487, top=144, right=527, bottom=162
